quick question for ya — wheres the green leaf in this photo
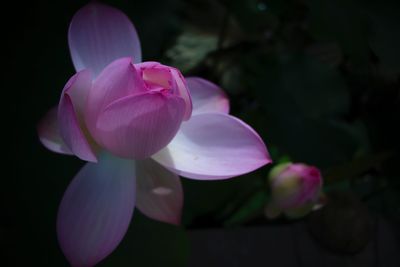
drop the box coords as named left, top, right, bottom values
left=165, top=28, right=218, bottom=73
left=277, top=53, right=350, bottom=117
left=181, top=171, right=267, bottom=225
left=245, top=51, right=350, bottom=118
left=241, top=51, right=356, bottom=168
left=224, top=190, right=268, bottom=226
left=306, top=0, right=370, bottom=67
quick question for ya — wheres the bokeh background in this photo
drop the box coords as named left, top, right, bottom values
left=9, top=0, right=400, bottom=266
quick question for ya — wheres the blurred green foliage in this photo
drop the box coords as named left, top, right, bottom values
left=168, top=0, right=400, bottom=249
left=170, top=0, right=399, bottom=215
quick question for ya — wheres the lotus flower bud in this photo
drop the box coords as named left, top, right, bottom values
left=265, top=163, right=323, bottom=218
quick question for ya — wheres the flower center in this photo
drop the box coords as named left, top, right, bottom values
left=142, top=67, right=173, bottom=95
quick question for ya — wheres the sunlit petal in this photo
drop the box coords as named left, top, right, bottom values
left=186, top=77, right=229, bottom=114
left=153, top=113, right=271, bottom=180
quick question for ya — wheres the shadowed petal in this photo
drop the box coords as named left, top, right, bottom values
left=95, top=93, right=185, bottom=159
left=59, top=71, right=97, bottom=162
left=152, top=113, right=271, bottom=180
left=62, top=69, right=92, bottom=117
left=57, top=153, right=136, bottom=267
left=85, top=57, right=145, bottom=135
left=69, top=2, right=141, bottom=76
left=136, top=159, right=183, bottom=225
left=171, top=69, right=192, bottom=120
left=135, top=62, right=192, bottom=120
left=186, top=77, right=229, bottom=114
left=37, top=107, right=73, bottom=155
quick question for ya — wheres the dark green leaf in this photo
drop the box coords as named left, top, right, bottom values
left=306, top=0, right=370, bottom=67
left=224, top=190, right=268, bottom=226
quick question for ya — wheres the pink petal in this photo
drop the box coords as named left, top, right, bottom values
left=171, top=69, right=192, bottom=120
left=136, top=159, right=183, bottom=225
left=298, top=166, right=322, bottom=203
left=152, top=113, right=271, bottom=180
left=95, top=93, right=185, bottom=159
left=135, top=62, right=192, bottom=119
left=276, top=164, right=322, bottom=208
left=62, top=69, right=92, bottom=117
left=57, top=153, right=136, bottom=267
left=186, top=77, right=229, bottom=114
left=85, top=57, right=145, bottom=135
left=37, top=107, right=73, bottom=155
left=58, top=71, right=97, bottom=162
left=69, top=2, right=142, bottom=76
left=141, top=63, right=173, bottom=89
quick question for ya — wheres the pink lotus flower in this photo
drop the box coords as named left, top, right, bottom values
left=265, top=163, right=323, bottom=219
left=37, top=3, right=271, bottom=267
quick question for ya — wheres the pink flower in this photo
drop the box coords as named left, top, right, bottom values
left=265, top=163, right=323, bottom=219
left=37, top=3, right=271, bottom=267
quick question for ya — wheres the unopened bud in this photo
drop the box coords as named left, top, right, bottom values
left=265, top=163, right=323, bottom=219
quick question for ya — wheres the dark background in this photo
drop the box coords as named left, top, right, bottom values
left=8, top=0, right=400, bottom=266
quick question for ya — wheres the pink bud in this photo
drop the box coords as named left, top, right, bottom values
left=266, top=163, right=323, bottom=218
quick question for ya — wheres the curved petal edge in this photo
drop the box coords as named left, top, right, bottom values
left=37, top=107, right=73, bottom=155
left=185, top=77, right=230, bottom=115
left=69, top=2, right=142, bottom=76
left=58, top=71, right=97, bottom=162
left=152, top=113, right=271, bottom=180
